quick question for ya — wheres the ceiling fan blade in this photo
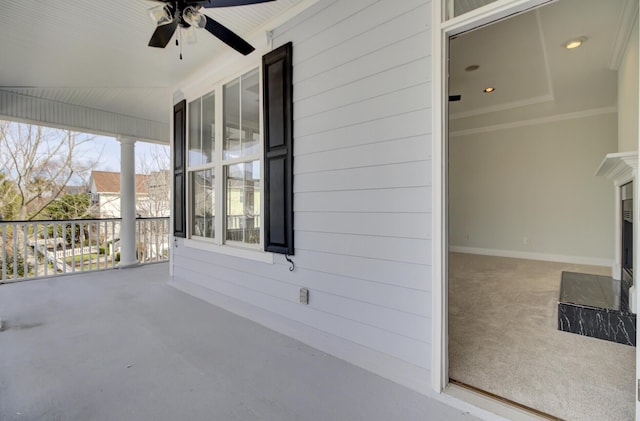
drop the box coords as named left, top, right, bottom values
left=204, top=16, right=255, bottom=55
left=148, top=20, right=179, bottom=48
left=193, top=0, right=275, bottom=8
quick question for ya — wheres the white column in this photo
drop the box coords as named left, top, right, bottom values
left=118, top=136, right=138, bottom=268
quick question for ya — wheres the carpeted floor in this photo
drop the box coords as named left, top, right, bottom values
left=448, top=252, right=635, bottom=421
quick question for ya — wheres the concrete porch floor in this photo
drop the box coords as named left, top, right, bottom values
left=0, top=264, right=476, bottom=421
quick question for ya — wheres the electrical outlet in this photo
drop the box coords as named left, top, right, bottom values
left=299, top=288, right=309, bottom=305
left=523, top=237, right=530, bottom=246
left=463, top=234, right=469, bottom=241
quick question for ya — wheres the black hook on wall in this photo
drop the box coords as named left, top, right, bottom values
left=285, top=254, right=295, bottom=272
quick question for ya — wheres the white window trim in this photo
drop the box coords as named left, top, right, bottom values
left=184, top=237, right=274, bottom=264
left=185, top=61, right=270, bottom=262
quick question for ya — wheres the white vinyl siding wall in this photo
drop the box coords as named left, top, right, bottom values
left=172, top=0, right=433, bottom=393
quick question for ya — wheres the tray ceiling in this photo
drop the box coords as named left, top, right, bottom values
left=449, top=0, right=633, bottom=127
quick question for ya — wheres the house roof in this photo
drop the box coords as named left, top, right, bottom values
left=90, top=171, right=149, bottom=194
left=0, top=0, right=311, bottom=142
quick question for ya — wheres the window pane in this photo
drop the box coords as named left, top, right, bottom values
left=241, top=69, right=260, bottom=156
left=226, top=161, right=261, bottom=244
left=448, top=0, right=498, bottom=19
left=202, top=92, right=215, bottom=163
left=190, top=169, right=215, bottom=238
left=188, top=99, right=202, bottom=166
left=223, top=68, right=260, bottom=160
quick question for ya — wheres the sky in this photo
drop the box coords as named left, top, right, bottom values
left=75, top=135, right=170, bottom=181
left=0, top=121, right=170, bottom=187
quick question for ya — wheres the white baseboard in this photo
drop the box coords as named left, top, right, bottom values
left=449, top=246, right=614, bottom=268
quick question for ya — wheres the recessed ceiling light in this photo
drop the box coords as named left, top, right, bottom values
left=484, top=87, right=495, bottom=93
left=564, top=36, right=587, bottom=49
left=465, top=65, right=480, bottom=72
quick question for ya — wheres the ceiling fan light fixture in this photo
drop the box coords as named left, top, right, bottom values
left=183, top=6, right=207, bottom=29
left=149, top=5, right=173, bottom=26
left=183, top=26, right=198, bottom=44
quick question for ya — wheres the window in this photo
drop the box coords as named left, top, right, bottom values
left=187, top=68, right=261, bottom=247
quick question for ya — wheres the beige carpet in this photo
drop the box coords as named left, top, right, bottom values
left=448, top=252, right=635, bottom=421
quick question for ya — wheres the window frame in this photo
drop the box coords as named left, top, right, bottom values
left=185, top=63, right=265, bottom=253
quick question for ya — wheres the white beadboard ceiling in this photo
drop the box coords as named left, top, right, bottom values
left=0, top=0, right=305, bottom=141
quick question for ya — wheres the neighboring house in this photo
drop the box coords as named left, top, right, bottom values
left=88, top=170, right=169, bottom=218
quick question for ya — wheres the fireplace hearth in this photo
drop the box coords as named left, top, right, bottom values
left=558, top=271, right=636, bottom=346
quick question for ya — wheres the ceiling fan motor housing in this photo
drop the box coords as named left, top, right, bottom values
left=147, top=0, right=275, bottom=54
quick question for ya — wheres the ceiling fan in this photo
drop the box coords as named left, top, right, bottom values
left=147, top=0, right=275, bottom=56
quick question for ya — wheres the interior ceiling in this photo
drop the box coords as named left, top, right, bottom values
left=449, top=0, right=634, bottom=125
left=0, top=0, right=303, bottom=132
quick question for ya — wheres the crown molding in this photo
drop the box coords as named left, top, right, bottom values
left=450, top=106, right=617, bottom=137
left=449, top=94, right=554, bottom=120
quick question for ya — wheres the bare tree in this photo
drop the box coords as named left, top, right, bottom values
left=136, top=144, right=171, bottom=218
left=0, top=121, right=97, bottom=220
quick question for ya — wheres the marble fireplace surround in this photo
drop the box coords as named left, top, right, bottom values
left=595, top=151, right=638, bottom=311
left=558, top=152, right=639, bottom=345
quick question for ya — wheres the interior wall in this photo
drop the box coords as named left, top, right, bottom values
left=618, top=17, right=639, bottom=152
left=449, top=112, right=617, bottom=264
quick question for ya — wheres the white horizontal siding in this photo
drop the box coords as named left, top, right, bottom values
left=295, top=211, right=431, bottom=239
left=295, top=57, right=431, bottom=119
left=296, top=231, right=431, bottom=265
left=173, top=247, right=431, bottom=367
left=295, top=135, right=430, bottom=173
left=172, top=0, right=434, bottom=394
left=295, top=187, right=432, bottom=213
left=291, top=249, right=431, bottom=291
left=295, top=161, right=432, bottom=192
left=296, top=110, right=432, bottom=156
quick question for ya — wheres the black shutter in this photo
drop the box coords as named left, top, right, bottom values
left=263, top=42, right=293, bottom=255
left=173, top=99, right=187, bottom=238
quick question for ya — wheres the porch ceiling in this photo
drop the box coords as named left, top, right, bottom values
left=0, top=0, right=304, bottom=142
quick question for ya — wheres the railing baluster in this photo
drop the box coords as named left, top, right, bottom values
left=82, top=222, right=86, bottom=271
left=12, top=224, right=18, bottom=280
left=60, top=222, right=64, bottom=274
left=1, top=225, right=6, bottom=282
left=100, top=221, right=104, bottom=269
left=144, top=219, right=149, bottom=262
left=136, top=219, right=141, bottom=263
left=33, top=223, right=38, bottom=279
left=71, top=221, right=76, bottom=273
left=34, top=223, right=38, bottom=277
left=111, top=220, right=116, bottom=268
left=43, top=223, right=48, bottom=277
left=22, top=223, right=28, bottom=279
left=0, top=217, right=167, bottom=280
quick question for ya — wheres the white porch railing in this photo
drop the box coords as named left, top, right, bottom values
left=0, top=217, right=169, bottom=283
